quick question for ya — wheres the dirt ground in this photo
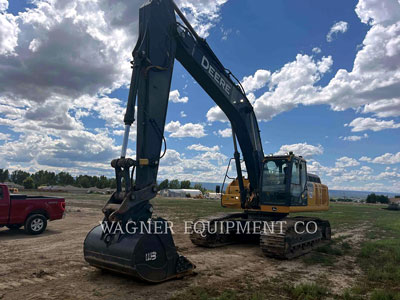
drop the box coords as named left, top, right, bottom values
left=0, top=197, right=366, bottom=300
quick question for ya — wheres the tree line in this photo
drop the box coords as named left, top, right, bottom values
left=0, top=169, right=208, bottom=192
left=366, top=193, right=390, bottom=204
left=0, top=169, right=116, bottom=189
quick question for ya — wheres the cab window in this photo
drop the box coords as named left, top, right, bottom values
left=0, top=187, right=3, bottom=199
left=290, top=161, right=302, bottom=199
left=300, top=161, right=307, bottom=190
left=262, top=160, right=289, bottom=192
left=291, top=161, right=300, bottom=184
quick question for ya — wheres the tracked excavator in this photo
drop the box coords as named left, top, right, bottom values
left=84, top=0, right=331, bottom=283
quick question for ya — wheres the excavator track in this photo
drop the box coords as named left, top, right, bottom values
left=190, top=214, right=331, bottom=260
left=189, top=212, right=246, bottom=247
left=260, top=217, right=331, bottom=259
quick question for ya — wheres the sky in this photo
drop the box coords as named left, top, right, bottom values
left=0, top=0, right=399, bottom=193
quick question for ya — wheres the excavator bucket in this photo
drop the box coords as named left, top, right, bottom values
left=84, top=218, right=195, bottom=283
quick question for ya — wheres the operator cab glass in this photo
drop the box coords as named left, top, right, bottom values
left=261, top=156, right=308, bottom=206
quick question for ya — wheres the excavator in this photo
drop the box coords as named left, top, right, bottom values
left=84, top=0, right=331, bottom=283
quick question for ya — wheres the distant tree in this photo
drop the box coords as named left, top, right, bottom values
left=180, top=180, right=191, bottom=189
left=0, top=169, right=9, bottom=182
left=158, top=179, right=169, bottom=191
left=377, top=195, right=389, bottom=204
left=96, top=176, right=109, bottom=189
left=169, top=179, right=180, bottom=189
left=11, top=170, right=31, bottom=185
left=56, top=172, right=74, bottom=186
left=32, top=170, right=57, bottom=186
left=366, top=193, right=377, bottom=203
left=108, top=178, right=117, bottom=189
left=366, top=193, right=388, bottom=204
left=365, top=193, right=390, bottom=204
left=76, top=175, right=91, bottom=188
left=194, top=183, right=207, bottom=194
left=23, top=177, right=35, bottom=189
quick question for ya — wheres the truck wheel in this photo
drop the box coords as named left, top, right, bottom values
left=7, top=224, right=22, bottom=230
left=25, top=214, right=47, bottom=235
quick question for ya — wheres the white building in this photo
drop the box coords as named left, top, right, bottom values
left=205, top=192, right=221, bottom=200
left=160, top=189, right=203, bottom=198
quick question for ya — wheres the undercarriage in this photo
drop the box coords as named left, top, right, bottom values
left=190, top=212, right=331, bottom=259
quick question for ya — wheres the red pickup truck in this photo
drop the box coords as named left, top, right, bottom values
left=0, top=184, right=65, bottom=235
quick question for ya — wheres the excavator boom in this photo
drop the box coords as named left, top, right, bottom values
left=84, top=0, right=263, bottom=282
left=84, top=0, right=331, bottom=282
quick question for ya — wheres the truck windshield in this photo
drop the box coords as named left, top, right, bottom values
left=262, top=159, right=289, bottom=192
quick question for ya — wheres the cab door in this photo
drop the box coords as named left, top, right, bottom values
left=0, top=186, right=10, bottom=224
left=290, top=160, right=308, bottom=206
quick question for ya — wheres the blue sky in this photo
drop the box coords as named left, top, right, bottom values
left=0, top=0, right=399, bottom=192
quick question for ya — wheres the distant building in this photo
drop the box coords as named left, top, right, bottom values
left=87, top=187, right=114, bottom=194
left=160, top=189, right=203, bottom=198
left=205, top=192, right=221, bottom=200
left=1, top=182, right=24, bottom=191
left=38, top=185, right=87, bottom=193
left=389, top=196, right=400, bottom=204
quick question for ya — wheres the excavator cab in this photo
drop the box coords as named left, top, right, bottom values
left=260, top=153, right=308, bottom=207
left=222, top=152, right=329, bottom=214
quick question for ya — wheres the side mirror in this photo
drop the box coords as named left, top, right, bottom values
left=216, top=185, right=221, bottom=194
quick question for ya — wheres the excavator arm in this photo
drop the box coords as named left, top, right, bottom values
left=84, top=0, right=265, bottom=282
left=106, top=0, right=264, bottom=224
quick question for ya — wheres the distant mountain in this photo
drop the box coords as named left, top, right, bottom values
left=329, top=189, right=396, bottom=200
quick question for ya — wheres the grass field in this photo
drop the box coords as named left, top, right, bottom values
left=151, top=199, right=400, bottom=300
left=20, top=191, right=400, bottom=299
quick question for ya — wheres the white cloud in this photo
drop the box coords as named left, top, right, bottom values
left=0, top=130, right=119, bottom=175
left=340, top=133, right=369, bottom=141
left=369, top=152, right=400, bottom=164
left=169, top=90, right=188, bottom=103
left=180, top=111, right=187, bottom=118
left=359, top=156, right=372, bottom=162
left=0, top=0, right=8, bottom=12
left=308, top=156, right=400, bottom=192
left=0, top=0, right=229, bottom=175
left=376, top=171, right=400, bottom=180
left=206, top=106, right=228, bottom=122
left=362, top=98, right=400, bottom=117
left=355, top=0, right=400, bottom=25
left=252, top=55, right=333, bottom=121
left=205, top=0, right=400, bottom=128
left=207, top=54, right=333, bottom=123
left=0, top=132, right=10, bottom=140
left=220, top=26, right=232, bottom=41
left=158, top=148, right=228, bottom=182
left=241, top=69, right=271, bottom=93
left=0, top=11, right=19, bottom=56
left=177, top=0, right=229, bottom=38
left=276, top=143, right=323, bottom=158
left=315, top=2, right=400, bottom=116
left=312, top=47, right=322, bottom=54
left=217, top=128, right=231, bottom=138
left=308, top=159, right=372, bottom=184
left=165, top=120, right=206, bottom=138
left=326, top=21, right=349, bottom=42
left=346, top=117, right=400, bottom=132
left=335, top=156, right=360, bottom=168
left=206, top=68, right=271, bottom=122
left=187, top=144, right=220, bottom=152
left=196, top=151, right=227, bottom=165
